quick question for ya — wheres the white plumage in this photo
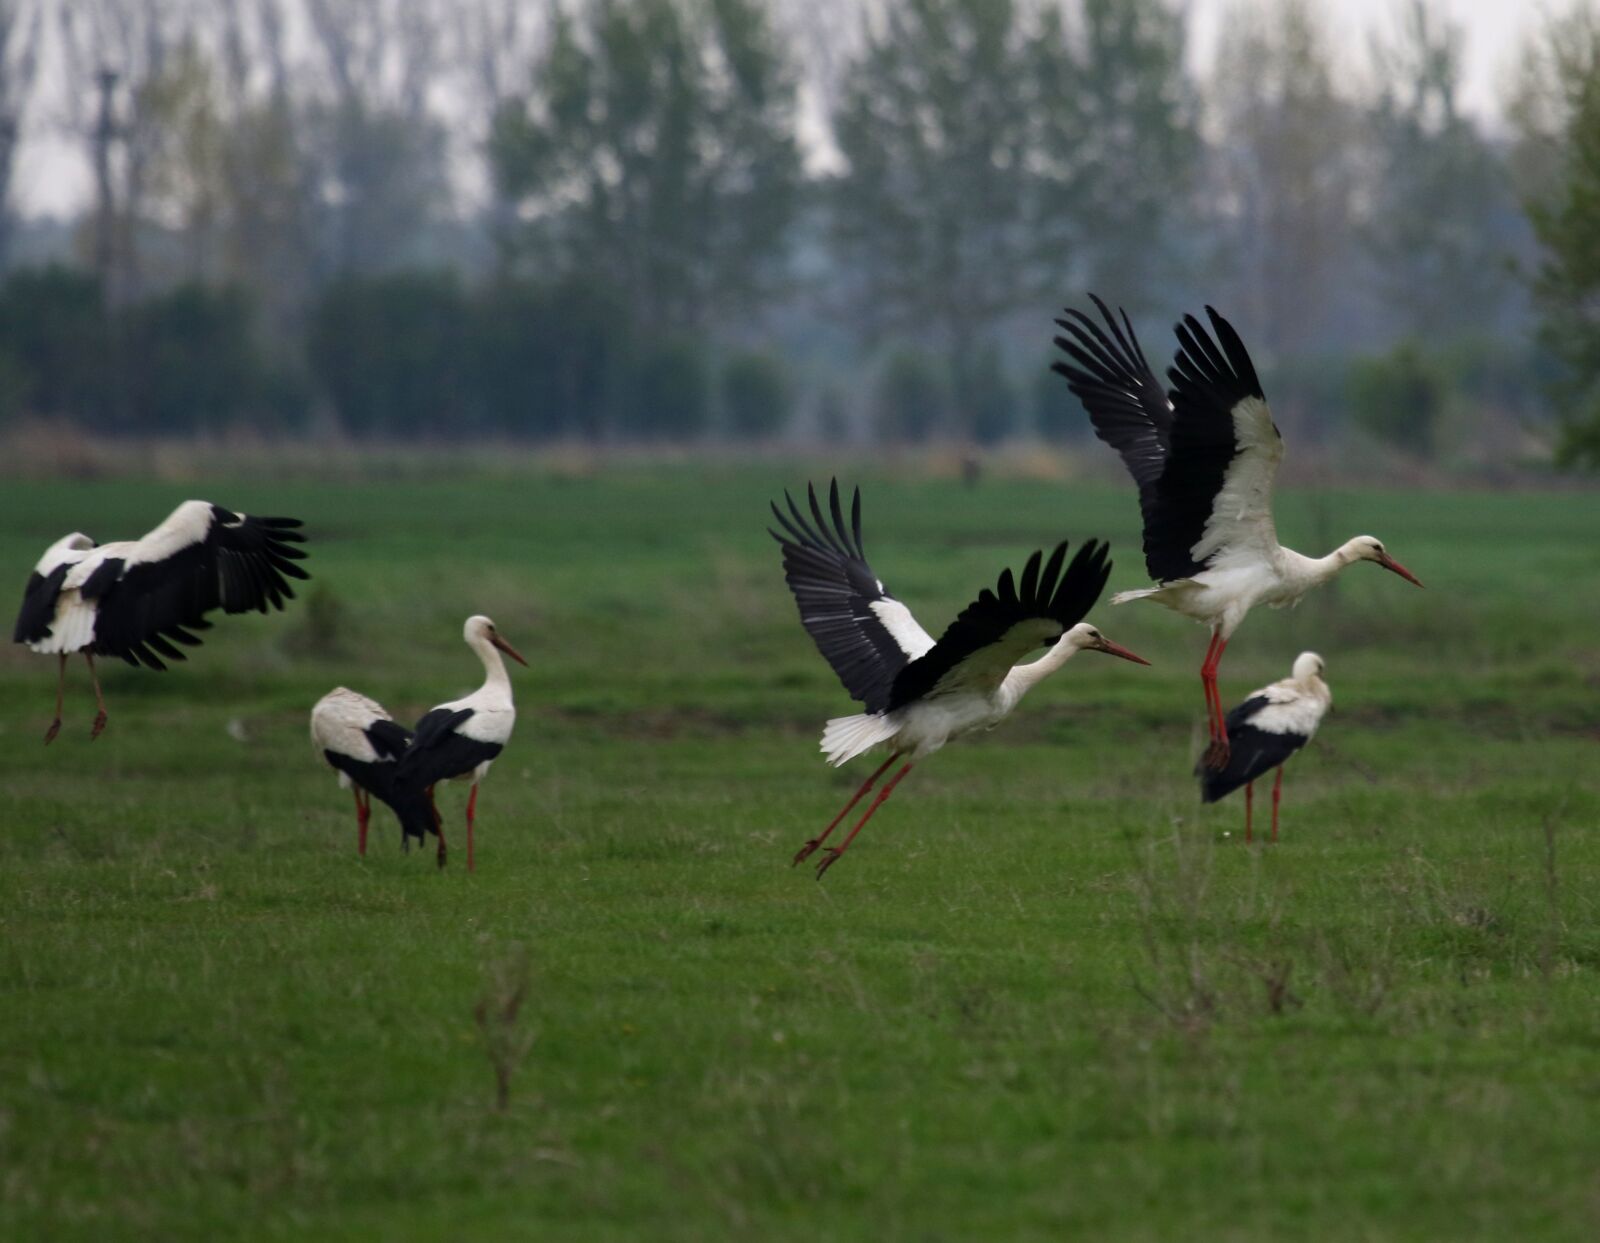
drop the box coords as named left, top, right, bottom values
left=12, top=498, right=308, bottom=742
left=1054, top=297, right=1419, bottom=771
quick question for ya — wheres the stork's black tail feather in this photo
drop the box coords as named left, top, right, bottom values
left=387, top=788, right=439, bottom=846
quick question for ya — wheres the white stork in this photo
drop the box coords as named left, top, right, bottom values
left=11, top=499, right=308, bottom=741
left=1051, top=296, right=1421, bottom=769
left=771, top=480, right=1149, bottom=878
left=1199, top=651, right=1331, bottom=842
left=310, top=688, right=416, bottom=856
left=389, top=615, right=527, bottom=871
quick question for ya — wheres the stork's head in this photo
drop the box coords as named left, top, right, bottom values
left=1346, top=536, right=1423, bottom=587
left=1063, top=622, right=1151, bottom=665
left=465, top=614, right=528, bottom=667
left=1292, top=651, right=1326, bottom=682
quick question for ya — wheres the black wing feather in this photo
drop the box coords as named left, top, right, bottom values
left=770, top=479, right=925, bottom=714
left=393, top=707, right=504, bottom=793
left=1197, top=696, right=1309, bottom=802
left=364, top=718, right=413, bottom=761
left=1055, top=298, right=1270, bottom=583
left=89, top=510, right=309, bottom=668
left=886, top=539, right=1113, bottom=709
left=12, top=564, right=70, bottom=643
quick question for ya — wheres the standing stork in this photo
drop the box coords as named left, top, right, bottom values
left=1051, top=296, right=1421, bottom=768
left=390, top=616, right=527, bottom=871
left=1199, top=652, right=1331, bottom=842
left=11, top=500, right=309, bottom=741
left=310, top=688, right=416, bottom=856
left=771, top=480, right=1149, bottom=878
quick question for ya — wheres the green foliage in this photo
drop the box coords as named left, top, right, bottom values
left=874, top=348, right=948, bottom=441
left=122, top=283, right=280, bottom=434
left=621, top=338, right=712, bottom=441
left=1347, top=339, right=1448, bottom=456
left=721, top=350, right=792, bottom=439
left=489, top=0, right=800, bottom=328
left=0, top=473, right=1596, bottom=1241
left=1363, top=2, right=1511, bottom=337
left=1032, top=361, right=1088, bottom=443
left=1522, top=9, right=1600, bottom=469
left=307, top=272, right=470, bottom=437
left=0, top=265, right=112, bottom=423
left=958, top=343, right=1019, bottom=446
left=831, top=0, right=1194, bottom=436
left=472, top=276, right=629, bottom=440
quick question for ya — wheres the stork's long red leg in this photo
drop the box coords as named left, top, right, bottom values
left=85, top=653, right=108, bottom=740
left=429, top=785, right=447, bottom=869
left=794, top=752, right=901, bottom=866
left=816, top=762, right=914, bottom=879
left=1271, top=767, right=1283, bottom=842
left=466, top=783, right=478, bottom=873
left=1200, top=634, right=1231, bottom=770
left=44, top=654, right=67, bottom=744
left=354, top=787, right=370, bottom=856
left=1244, top=780, right=1253, bottom=844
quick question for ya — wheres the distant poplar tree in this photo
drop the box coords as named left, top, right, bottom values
left=1517, top=7, right=1600, bottom=469
left=1362, top=1, right=1510, bottom=338
left=829, top=0, right=1194, bottom=438
left=488, top=0, right=801, bottom=330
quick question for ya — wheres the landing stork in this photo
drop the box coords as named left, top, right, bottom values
left=1199, top=652, right=1331, bottom=842
left=1051, top=296, right=1420, bottom=768
left=390, top=615, right=527, bottom=871
left=12, top=500, right=308, bottom=741
left=310, top=688, right=416, bottom=855
left=771, top=480, right=1149, bottom=878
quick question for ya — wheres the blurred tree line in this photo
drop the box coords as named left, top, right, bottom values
left=0, top=0, right=1594, bottom=464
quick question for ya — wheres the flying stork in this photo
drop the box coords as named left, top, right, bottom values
left=1051, top=296, right=1421, bottom=769
left=310, top=688, right=416, bottom=856
left=1198, top=652, right=1331, bottom=842
left=11, top=499, right=309, bottom=741
left=770, top=480, right=1150, bottom=878
left=389, top=615, right=527, bottom=871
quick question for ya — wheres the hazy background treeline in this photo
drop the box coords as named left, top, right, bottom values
left=1, top=0, right=1599, bottom=469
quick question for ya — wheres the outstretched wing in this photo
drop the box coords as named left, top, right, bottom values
left=393, top=706, right=502, bottom=793
left=1165, top=307, right=1282, bottom=573
left=1054, top=299, right=1280, bottom=582
left=90, top=501, right=310, bottom=669
left=1052, top=292, right=1174, bottom=489
left=887, top=539, right=1112, bottom=708
left=770, top=479, right=935, bottom=714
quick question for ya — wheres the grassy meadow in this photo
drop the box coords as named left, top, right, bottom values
left=1, top=467, right=1598, bottom=1241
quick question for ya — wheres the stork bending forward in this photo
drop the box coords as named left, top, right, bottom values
left=770, top=481, right=1148, bottom=878
left=1052, top=297, right=1419, bottom=768
left=311, top=688, right=416, bottom=855
left=1199, top=652, right=1331, bottom=842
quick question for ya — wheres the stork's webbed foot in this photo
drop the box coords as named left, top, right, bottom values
left=43, top=718, right=61, bottom=745
left=90, top=711, right=107, bottom=740
left=815, top=847, right=846, bottom=879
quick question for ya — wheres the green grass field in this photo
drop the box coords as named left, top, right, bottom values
left=2, top=468, right=1598, bottom=1241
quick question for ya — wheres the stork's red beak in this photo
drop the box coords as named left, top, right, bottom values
left=1096, top=638, right=1151, bottom=666
left=1376, top=552, right=1423, bottom=588
left=491, top=634, right=529, bottom=667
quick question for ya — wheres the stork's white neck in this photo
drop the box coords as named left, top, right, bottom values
left=469, top=632, right=512, bottom=694
left=998, top=637, right=1082, bottom=709
left=1284, top=541, right=1363, bottom=594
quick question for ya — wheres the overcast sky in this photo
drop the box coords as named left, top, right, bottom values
left=12, top=0, right=1547, bottom=219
